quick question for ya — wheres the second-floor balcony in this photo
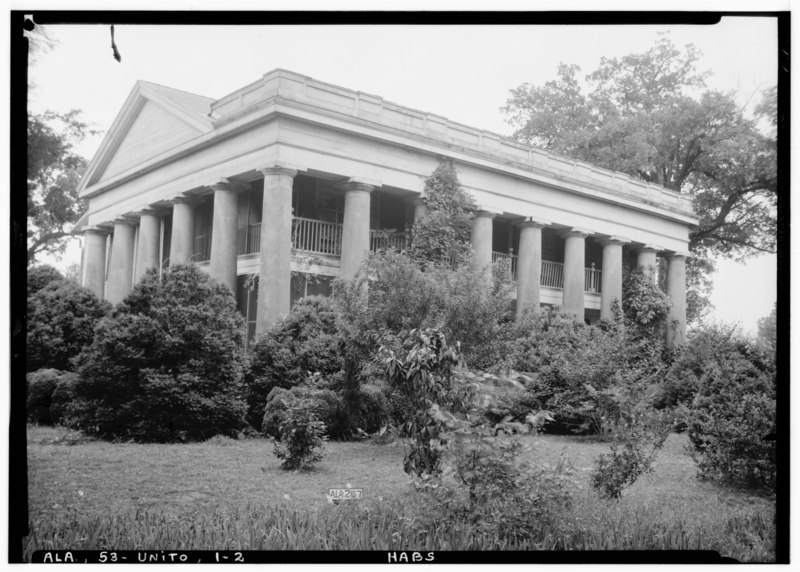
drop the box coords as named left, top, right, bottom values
left=227, top=217, right=601, bottom=292
left=493, top=251, right=601, bottom=293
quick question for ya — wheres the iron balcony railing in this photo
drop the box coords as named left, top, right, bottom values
left=494, top=252, right=600, bottom=293
left=223, top=217, right=601, bottom=292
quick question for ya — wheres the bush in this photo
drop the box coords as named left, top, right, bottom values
left=273, top=399, right=326, bottom=470
left=591, top=409, right=672, bottom=499
left=27, top=265, right=64, bottom=297
left=261, top=382, right=388, bottom=441
left=27, top=280, right=111, bottom=372
left=246, top=296, right=343, bottom=430
left=49, top=372, right=79, bottom=425
left=684, top=328, right=776, bottom=491
left=508, top=307, right=667, bottom=435
left=339, top=251, right=513, bottom=371
left=26, top=369, right=61, bottom=424
left=72, top=264, right=248, bottom=442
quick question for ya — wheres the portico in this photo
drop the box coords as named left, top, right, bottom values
left=73, top=70, right=697, bottom=344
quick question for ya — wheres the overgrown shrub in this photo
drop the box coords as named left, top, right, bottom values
left=72, top=264, right=248, bottom=442
left=508, top=306, right=667, bottom=435
left=49, top=372, right=79, bottom=425
left=409, top=158, right=476, bottom=265
left=246, top=296, right=343, bottom=430
left=263, top=385, right=343, bottom=439
left=684, top=328, right=776, bottom=491
left=27, top=265, right=64, bottom=297
left=273, top=399, right=326, bottom=470
left=27, top=279, right=111, bottom=372
left=339, top=251, right=513, bottom=372
left=591, top=408, right=672, bottom=499
left=26, top=369, right=62, bottom=424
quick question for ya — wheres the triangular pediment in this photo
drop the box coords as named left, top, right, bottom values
left=80, top=81, right=214, bottom=193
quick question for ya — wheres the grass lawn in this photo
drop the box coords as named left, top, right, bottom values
left=23, top=424, right=775, bottom=560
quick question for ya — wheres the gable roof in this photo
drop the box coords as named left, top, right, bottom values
left=78, top=80, right=214, bottom=193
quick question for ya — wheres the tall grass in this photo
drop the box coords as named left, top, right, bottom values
left=24, top=494, right=775, bottom=561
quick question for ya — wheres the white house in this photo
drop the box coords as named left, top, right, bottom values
left=73, top=69, right=697, bottom=344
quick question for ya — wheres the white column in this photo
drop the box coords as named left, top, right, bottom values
left=170, top=198, right=196, bottom=266
left=637, top=245, right=659, bottom=284
left=106, top=219, right=136, bottom=304
left=599, top=237, right=627, bottom=320
left=257, top=166, right=296, bottom=333
left=134, top=210, right=161, bottom=282
left=666, top=253, right=689, bottom=346
left=561, top=229, right=589, bottom=318
left=516, top=219, right=547, bottom=319
left=340, top=180, right=374, bottom=280
left=209, top=181, right=239, bottom=292
left=471, top=210, right=495, bottom=271
left=82, top=228, right=109, bottom=300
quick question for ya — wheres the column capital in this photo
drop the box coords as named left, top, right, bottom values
left=209, top=178, right=245, bottom=193
left=338, top=177, right=378, bottom=193
left=637, top=244, right=661, bottom=253
left=666, top=251, right=692, bottom=260
left=519, top=216, right=550, bottom=229
left=258, top=165, right=298, bottom=178
left=131, top=208, right=160, bottom=218
left=170, top=195, right=197, bottom=206
left=559, top=228, right=591, bottom=239
left=113, top=217, right=138, bottom=227
left=474, top=210, right=497, bottom=220
left=597, top=235, right=630, bottom=246
left=82, top=225, right=110, bottom=236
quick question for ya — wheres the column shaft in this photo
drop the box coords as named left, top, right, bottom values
left=82, top=230, right=108, bottom=300
left=106, top=221, right=136, bottom=304
left=134, top=212, right=161, bottom=282
left=562, top=231, right=587, bottom=318
left=257, top=167, right=296, bottom=333
left=209, top=184, right=239, bottom=292
left=340, top=183, right=373, bottom=280
left=471, top=211, right=495, bottom=271
left=170, top=199, right=195, bottom=265
left=637, top=247, right=658, bottom=284
left=600, top=240, right=624, bottom=320
left=666, top=254, right=688, bottom=346
left=516, top=222, right=543, bottom=319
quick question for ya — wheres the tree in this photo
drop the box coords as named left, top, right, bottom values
left=502, top=36, right=777, bottom=317
left=410, top=158, right=477, bottom=264
left=756, top=303, right=777, bottom=355
left=27, top=110, right=95, bottom=265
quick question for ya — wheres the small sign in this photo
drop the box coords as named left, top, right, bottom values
left=327, top=488, right=363, bottom=504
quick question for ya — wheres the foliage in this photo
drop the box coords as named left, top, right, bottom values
left=621, top=265, right=672, bottom=339
left=409, top=158, right=476, bottom=264
left=273, top=399, right=326, bottom=470
left=26, top=278, right=111, bottom=372
left=262, top=384, right=344, bottom=440
left=27, top=110, right=96, bottom=265
left=26, top=369, right=60, bottom=424
left=507, top=305, right=668, bottom=435
left=72, top=264, right=248, bottom=442
left=336, top=250, right=513, bottom=371
left=591, top=408, right=672, bottom=499
left=27, top=264, right=64, bottom=297
left=502, top=35, right=777, bottom=317
left=49, top=372, right=79, bottom=426
left=684, top=327, right=776, bottom=491
left=756, top=303, right=777, bottom=356
left=383, top=329, right=461, bottom=478
left=245, top=296, right=343, bottom=429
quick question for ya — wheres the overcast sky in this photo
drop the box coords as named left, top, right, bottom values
left=26, top=15, right=780, bottom=334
